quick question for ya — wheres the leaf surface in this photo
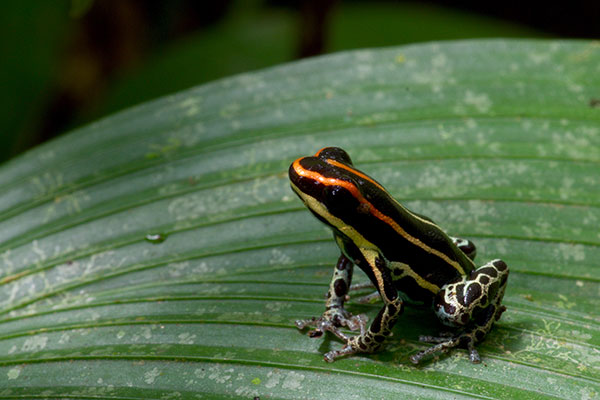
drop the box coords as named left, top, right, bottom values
left=0, top=40, right=599, bottom=399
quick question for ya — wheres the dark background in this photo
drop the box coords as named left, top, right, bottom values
left=1, top=0, right=598, bottom=165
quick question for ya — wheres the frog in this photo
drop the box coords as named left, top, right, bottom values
left=288, top=147, right=509, bottom=364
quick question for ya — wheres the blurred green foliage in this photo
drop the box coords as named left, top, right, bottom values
left=0, top=0, right=544, bottom=165
left=329, top=2, right=545, bottom=50
left=0, top=2, right=71, bottom=164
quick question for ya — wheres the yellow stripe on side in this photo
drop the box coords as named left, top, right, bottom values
left=360, top=248, right=393, bottom=302
left=389, top=261, right=441, bottom=294
left=292, top=158, right=468, bottom=276
left=291, top=182, right=439, bottom=297
left=291, top=182, right=376, bottom=251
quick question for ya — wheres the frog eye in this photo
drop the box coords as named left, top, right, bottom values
left=323, top=185, right=357, bottom=211
left=316, top=147, right=354, bottom=166
left=323, top=185, right=346, bottom=203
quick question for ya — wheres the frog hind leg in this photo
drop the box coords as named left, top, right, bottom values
left=295, top=254, right=367, bottom=341
left=411, top=259, right=509, bottom=364
left=323, top=252, right=404, bottom=362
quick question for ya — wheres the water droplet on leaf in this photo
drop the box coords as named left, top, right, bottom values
left=145, top=233, right=167, bottom=244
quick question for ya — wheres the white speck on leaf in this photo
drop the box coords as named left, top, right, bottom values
left=144, top=367, right=160, bottom=384
left=264, top=371, right=281, bottom=389
left=528, top=52, right=550, bottom=65
left=7, top=366, right=22, bottom=380
left=431, top=53, right=448, bottom=68
left=58, top=332, right=71, bottom=344
left=463, top=90, right=493, bottom=113
left=235, top=386, right=260, bottom=397
left=21, top=335, right=48, bottom=352
left=269, top=248, right=293, bottom=266
left=194, top=368, right=206, bottom=379
left=161, top=391, right=182, bottom=399
left=179, top=96, right=203, bottom=116
left=265, top=302, right=291, bottom=312
left=208, top=366, right=233, bottom=384
left=141, top=327, right=152, bottom=339
left=282, top=371, right=305, bottom=390
left=555, top=243, right=586, bottom=262
left=178, top=332, right=196, bottom=344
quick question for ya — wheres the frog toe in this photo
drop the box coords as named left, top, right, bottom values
left=323, top=344, right=358, bottom=362
left=294, top=317, right=315, bottom=330
left=410, top=336, right=461, bottom=364
left=342, top=313, right=368, bottom=333
left=295, top=311, right=365, bottom=342
left=411, top=332, right=483, bottom=364
left=418, top=331, right=454, bottom=343
left=467, top=341, right=481, bottom=363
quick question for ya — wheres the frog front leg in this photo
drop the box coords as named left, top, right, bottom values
left=324, top=295, right=404, bottom=362
left=295, top=254, right=367, bottom=342
left=323, top=251, right=404, bottom=362
left=411, top=259, right=509, bottom=364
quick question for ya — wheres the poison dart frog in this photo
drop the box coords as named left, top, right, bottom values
left=289, top=147, right=509, bottom=363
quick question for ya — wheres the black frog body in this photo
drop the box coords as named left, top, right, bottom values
left=289, top=147, right=508, bottom=363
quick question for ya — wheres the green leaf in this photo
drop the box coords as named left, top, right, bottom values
left=1, top=39, right=599, bottom=399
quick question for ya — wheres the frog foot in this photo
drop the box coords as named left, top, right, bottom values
left=295, top=309, right=367, bottom=343
left=322, top=328, right=387, bottom=363
left=323, top=342, right=359, bottom=363
left=410, top=332, right=480, bottom=364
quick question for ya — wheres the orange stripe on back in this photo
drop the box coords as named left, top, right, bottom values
left=314, top=147, right=328, bottom=157
left=292, top=158, right=362, bottom=198
left=325, top=159, right=386, bottom=192
left=291, top=157, right=466, bottom=275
